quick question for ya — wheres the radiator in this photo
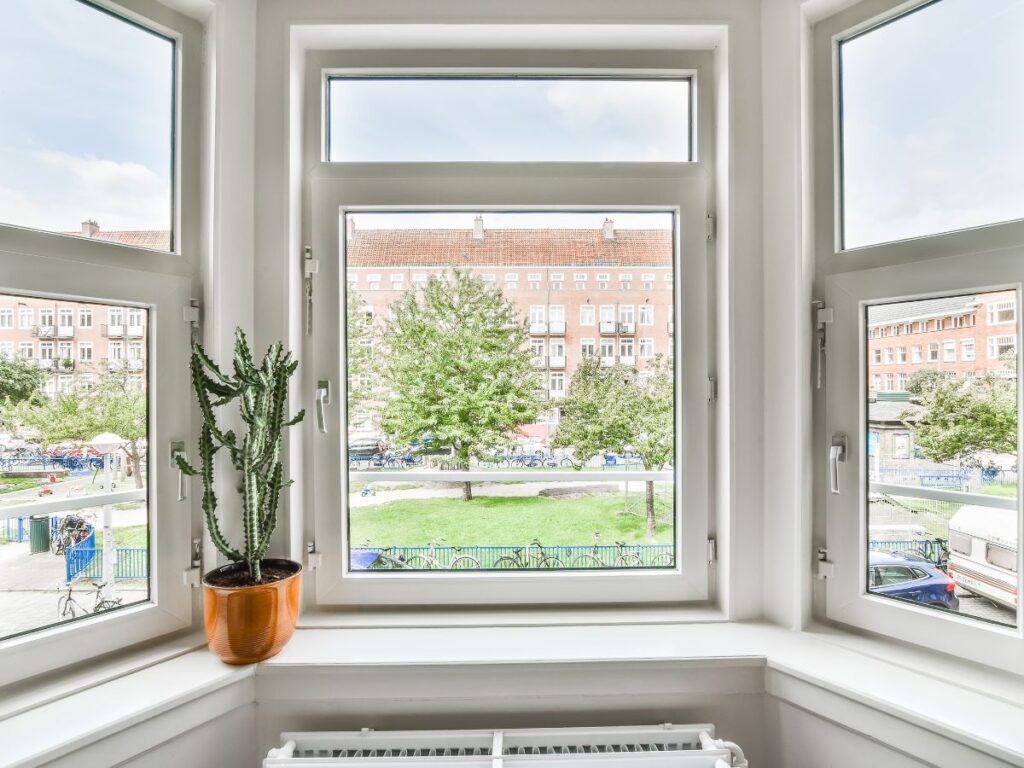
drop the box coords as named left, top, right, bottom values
left=264, top=724, right=748, bottom=768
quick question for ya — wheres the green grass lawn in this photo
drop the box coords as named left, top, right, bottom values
left=981, top=482, right=1018, bottom=498
left=0, top=476, right=41, bottom=494
left=351, top=492, right=673, bottom=548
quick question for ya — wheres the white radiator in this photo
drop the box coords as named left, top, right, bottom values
left=264, top=724, right=748, bottom=768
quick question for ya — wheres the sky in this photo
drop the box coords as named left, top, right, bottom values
left=328, top=78, right=690, bottom=163
left=841, top=0, right=1024, bottom=249
left=0, top=0, right=173, bottom=238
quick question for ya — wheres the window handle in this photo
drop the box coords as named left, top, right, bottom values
left=830, top=434, right=847, bottom=495
left=170, top=441, right=188, bottom=501
left=315, top=380, right=331, bottom=434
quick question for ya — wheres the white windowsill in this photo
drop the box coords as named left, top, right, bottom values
left=3, top=620, right=1024, bottom=766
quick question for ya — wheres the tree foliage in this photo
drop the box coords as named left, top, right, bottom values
left=14, top=370, right=148, bottom=487
left=554, top=355, right=674, bottom=539
left=346, top=286, right=378, bottom=415
left=380, top=270, right=540, bottom=500
left=0, top=357, right=44, bottom=405
left=902, top=370, right=1017, bottom=464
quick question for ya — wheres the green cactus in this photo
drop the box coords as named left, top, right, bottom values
left=176, top=328, right=304, bottom=583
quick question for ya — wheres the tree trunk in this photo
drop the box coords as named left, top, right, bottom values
left=127, top=444, right=143, bottom=489
left=462, top=481, right=473, bottom=501
left=645, top=480, right=656, bottom=541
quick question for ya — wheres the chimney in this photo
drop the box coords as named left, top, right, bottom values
left=347, top=217, right=355, bottom=241
left=81, top=219, right=99, bottom=237
left=603, top=218, right=615, bottom=240
left=473, top=215, right=485, bottom=241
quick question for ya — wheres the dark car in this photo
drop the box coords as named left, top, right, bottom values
left=868, top=550, right=959, bottom=611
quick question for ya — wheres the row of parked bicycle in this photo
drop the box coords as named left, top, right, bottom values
left=0, top=446, right=106, bottom=472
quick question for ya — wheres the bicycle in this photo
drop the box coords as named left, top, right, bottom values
left=613, top=541, right=644, bottom=567
left=56, top=581, right=123, bottom=618
left=50, top=515, right=91, bottom=556
left=493, top=540, right=564, bottom=569
left=404, top=540, right=482, bottom=570
left=570, top=532, right=608, bottom=568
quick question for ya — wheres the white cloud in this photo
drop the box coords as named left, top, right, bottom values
left=0, top=150, right=170, bottom=233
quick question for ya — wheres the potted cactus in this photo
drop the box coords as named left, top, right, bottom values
left=176, top=328, right=305, bottom=664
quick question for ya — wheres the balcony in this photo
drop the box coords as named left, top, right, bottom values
left=56, top=325, right=75, bottom=338
left=548, top=389, right=566, bottom=400
left=532, top=388, right=548, bottom=400
left=127, top=359, right=145, bottom=372
left=599, top=355, right=616, bottom=368
left=57, top=358, right=74, bottom=371
left=529, top=322, right=548, bottom=335
left=599, top=321, right=617, bottom=335
left=548, top=356, right=566, bottom=369
left=107, top=358, right=126, bottom=372
left=34, top=325, right=55, bottom=338
left=548, top=321, right=566, bottom=336
left=617, top=322, right=636, bottom=335
left=105, top=324, right=125, bottom=338
left=37, top=358, right=55, bottom=370
left=126, top=325, right=145, bottom=338
left=667, top=321, right=674, bottom=336
left=619, top=355, right=636, bottom=367
left=530, top=356, right=546, bottom=369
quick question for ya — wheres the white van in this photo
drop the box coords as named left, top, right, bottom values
left=947, top=505, right=1017, bottom=610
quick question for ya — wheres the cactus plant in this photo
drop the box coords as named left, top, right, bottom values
left=176, top=328, right=304, bottom=583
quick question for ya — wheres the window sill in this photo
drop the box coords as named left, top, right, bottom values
left=4, top=620, right=1024, bottom=767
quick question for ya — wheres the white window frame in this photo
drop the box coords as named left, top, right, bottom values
left=579, top=305, right=595, bottom=326
left=308, top=56, right=711, bottom=608
left=942, top=340, right=956, bottom=363
left=0, top=0, right=201, bottom=688
left=815, top=0, right=1024, bottom=670
left=639, top=338, right=655, bottom=358
left=0, top=308, right=11, bottom=328
left=960, top=337, right=975, bottom=362
left=19, top=308, right=32, bottom=329
left=639, top=305, right=654, bottom=326
left=79, top=307, right=93, bottom=327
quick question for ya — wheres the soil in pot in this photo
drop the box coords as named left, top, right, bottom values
left=205, top=560, right=299, bottom=588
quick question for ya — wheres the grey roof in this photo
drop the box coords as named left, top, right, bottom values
left=869, top=400, right=925, bottom=424
left=867, top=295, right=976, bottom=326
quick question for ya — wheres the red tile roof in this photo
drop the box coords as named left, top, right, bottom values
left=63, top=228, right=171, bottom=251
left=346, top=228, right=672, bottom=267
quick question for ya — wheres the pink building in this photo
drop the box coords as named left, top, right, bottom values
left=346, top=219, right=674, bottom=442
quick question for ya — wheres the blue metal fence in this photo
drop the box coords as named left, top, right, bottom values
left=868, top=538, right=947, bottom=564
left=64, top=539, right=149, bottom=582
left=352, top=544, right=675, bottom=570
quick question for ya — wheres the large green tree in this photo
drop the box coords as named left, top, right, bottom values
left=16, top=371, right=147, bottom=487
left=554, top=354, right=674, bottom=539
left=902, top=367, right=1016, bottom=464
left=380, top=270, right=540, bottom=500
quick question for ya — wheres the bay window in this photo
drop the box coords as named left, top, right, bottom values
left=308, top=61, right=711, bottom=606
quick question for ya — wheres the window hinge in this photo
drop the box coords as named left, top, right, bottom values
left=306, top=541, right=322, bottom=571
left=706, top=538, right=717, bottom=564
left=183, top=300, right=200, bottom=344
left=705, top=214, right=716, bottom=242
left=812, top=299, right=833, bottom=390
left=183, top=538, right=202, bottom=586
left=816, top=547, right=835, bottom=580
left=304, top=246, right=318, bottom=336
left=707, top=375, right=718, bottom=404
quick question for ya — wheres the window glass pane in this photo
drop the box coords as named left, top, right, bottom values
left=0, top=292, right=150, bottom=640
left=344, top=211, right=676, bottom=571
left=328, top=78, right=690, bottom=162
left=0, top=0, right=174, bottom=250
left=840, top=0, right=1024, bottom=249
left=866, top=291, right=1018, bottom=626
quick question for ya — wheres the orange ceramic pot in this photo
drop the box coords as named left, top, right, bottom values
left=202, top=559, right=302, bottom=665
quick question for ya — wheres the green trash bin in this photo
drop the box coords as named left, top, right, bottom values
left=29, top=515, right=50, bottom=554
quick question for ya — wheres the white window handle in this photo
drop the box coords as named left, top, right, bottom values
left=830, top=434, right=847, bottom=495
left=315, top=380, right=331, bottom=434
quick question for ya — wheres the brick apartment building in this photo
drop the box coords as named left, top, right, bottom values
left=866, top=291, right=1018, bottom=395
left=345, top=217, right=675, bottom=443
left=0, top=222, right=160, bottom=396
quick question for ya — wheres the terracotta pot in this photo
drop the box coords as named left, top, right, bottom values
left=202, top=558, right=302, bottom=665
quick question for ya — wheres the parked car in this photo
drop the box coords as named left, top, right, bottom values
left=868, top=551, right=959, bottom=611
